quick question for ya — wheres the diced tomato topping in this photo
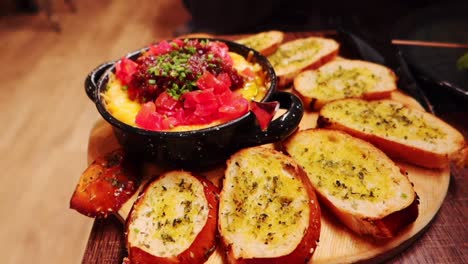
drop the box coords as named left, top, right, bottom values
left=155, top=91, right=180, bottom=111
left=207, top=41, right=233, bottom=66
left=196, top=72, right=231, bottom=94
left=135, top=91, right=250, bottom=130
left=184, top=113, right=211, bottom=125
left=182, top=90, right=217, bottom=109
left=115, top=57, right=138, bottom=85
left=215, top=73, right=232, bottom=93
left=179, top=90, right=220, bottom=124
left=196, top=72, right=217, bottom=91
left=219, top=96, right=249, bottom=120
left=166, top=108, right=185, bottom=121
left=148, top=40, right=173, bottom=56
left=217, top=90, right=234, bottom=105
left=117, top=39, right=255, bottom=130
left=194, top=101, right=219, bottom=118
left=160, top=116, right=179, bottom=129
left=172, top=38, right=184, bottom=48
left=135, top=102, right=162, bottom=130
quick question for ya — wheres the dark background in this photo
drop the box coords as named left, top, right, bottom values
left=180, top=0, right=467, bottom=127
left=5, top=0, right=466, bottom=126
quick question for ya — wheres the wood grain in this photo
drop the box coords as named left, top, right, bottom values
left=84, top=87, right=454, bottom=263
left=0, top=1, right=189, bottom=264
left=80, top=31, right=467, bottom=264
left=2, top=1, right=464, bottom=263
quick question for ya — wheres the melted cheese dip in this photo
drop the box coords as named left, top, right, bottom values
left=102, top=52, right=267, bottom=131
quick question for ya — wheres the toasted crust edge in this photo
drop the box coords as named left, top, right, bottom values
left=260, top=41, right=282, bottom=57
left=317, top=108, right=466, bottom=169
left=282, top=129, right=419, bottom=238
left=126, top=171, right=219, bottom=264
left=256, top=31, right=284, bottom=57
left=317, top=190, right=419, bottom=238
left=293, top=60, right=398, bottom=110
left=236, top=30, right=285, bottom=56
left=277, top=49, right=339, bottom=88
left=219, top=147, right=321, bottom=264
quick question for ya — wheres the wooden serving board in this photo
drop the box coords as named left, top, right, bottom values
left=87, top=88, right=450, bottom=264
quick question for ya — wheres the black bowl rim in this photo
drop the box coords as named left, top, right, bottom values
left=94, top=38, right=277, bottom=137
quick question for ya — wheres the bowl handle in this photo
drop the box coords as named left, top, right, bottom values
left=85, top=62, right=114, bottom=102
left=243, top=91, right=304, bottom=146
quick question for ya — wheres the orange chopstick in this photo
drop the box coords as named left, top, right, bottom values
left=392, top=39, right=468, bottom=48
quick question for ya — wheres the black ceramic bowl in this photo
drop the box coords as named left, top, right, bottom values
left=85, top=38, right=303, bottom=169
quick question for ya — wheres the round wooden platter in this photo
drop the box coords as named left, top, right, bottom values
left=87, top=90, right=450, bottom=264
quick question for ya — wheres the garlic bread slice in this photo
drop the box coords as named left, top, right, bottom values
left=236, top=30, right=285, bottom=56
left=294, top=59, right=396, bottom=110
left=268, top=37, right=339, bottom=87
left=284, top=129, right=419, bottom=238
left=318, top=99, right=466, bottom=168
left=219, top=146, right=320, bottom=263
left=126, top=171, right=218, bottom=264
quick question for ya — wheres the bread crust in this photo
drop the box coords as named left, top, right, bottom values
left=260, top=41, right=282, bottom=57
left=70, top=149, right=139, bottom=218
left=236, top=30, right=285, bottom=56
left=126, top=171, right=219, bottom=264
left=278, top=49, right=339, bottom=87
left=316, top=189, right=419, bottom=238
left=267, top=37, right=339, bottom=88
left=283, top=129, right=419, bottom=239
left=294, top=59, right=397, bottom=110
left=318, top=99, right=466, bottom=169
left=219, top=147, right=320, bottom=264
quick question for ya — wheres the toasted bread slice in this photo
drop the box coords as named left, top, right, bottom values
left=268, top=37, right=339, bottom=87
left=236, top=30, right=285, bottom=56
left=284, top=129, right=419, bottom=238
left=219, top=146, right=320, bottom=263
left=294, top=59, right=397, bottom=110
left=126, top=171, right=219, bottom=264
left=317, top=99, right=466, bottom=169
left=70, top=149, right=139, bottom=218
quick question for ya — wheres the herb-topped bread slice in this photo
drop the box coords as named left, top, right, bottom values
left=70, top=149, right=139, bottom=218
left=236, top=30, right=285, bottom=56
left=294, top=59, right=397, bottom=110
left=126, top=171, right=219, bottom=264
left=219, top=146, right=321, bottom=263
left=268, top=37, right=339, bottom=87
left=283, top=129, right=419, bottom=238
left=318, top=99, right=466, bottom=169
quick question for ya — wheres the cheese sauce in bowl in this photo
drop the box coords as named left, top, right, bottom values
left=85, top=38, right=303, bottom=168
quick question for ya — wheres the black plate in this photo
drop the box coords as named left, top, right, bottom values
left=393, top=1, right=468, bottom=99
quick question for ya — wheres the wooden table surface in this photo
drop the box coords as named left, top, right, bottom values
left=81, top=32, right=468, bottom=264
